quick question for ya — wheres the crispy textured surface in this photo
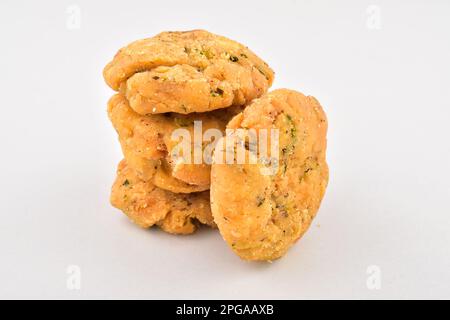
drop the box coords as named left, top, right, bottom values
left=108, top=94, right=241, bottom=189
left=121, top=143, right=209, bottom=193
left=211, top=89, right=329, bottom=261
left=104, top=30, right=274, bottom=114
left=111, top=160, right=215, bottom=234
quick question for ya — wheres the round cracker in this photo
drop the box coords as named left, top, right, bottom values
left=108, top=94, right=240, bottom=188
left=104, top=30, right=274, bottom=114
left=111, top=160, right=215, bottom=235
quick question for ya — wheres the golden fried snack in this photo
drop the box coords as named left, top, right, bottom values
left=210, top=89, right=329, bottom=261
left=121, top=143, right=209, bottom=193
left=108, top=94, right=241, bottom=188
left=111, top=160, right=215, bottom=235
left=103, top=30, right=274, bottom=114
left=153, top=160, right=210, bottom=194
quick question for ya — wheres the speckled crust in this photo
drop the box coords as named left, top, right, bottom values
left=111, top=160, right=215, bottom=234
left=210, top=89, right=329, bottom=261
left=108, top=94, right=241, bottom=188
left=103, top=30, right=274, bottom=114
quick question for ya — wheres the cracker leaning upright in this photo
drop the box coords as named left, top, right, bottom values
left=211, top=89, right=329, bottom=261
left=103, top=30, right=274, bottom=114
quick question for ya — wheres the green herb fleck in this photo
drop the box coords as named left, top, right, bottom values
left=200, top=49, right=214, bottom=59
left=174, top=117, right=192, bottom=127
left=152, top=76, right=160, bottom=80
left=240, top=53, right=248, bottom=58
left=122, top=179, right=130, bottom=187
left=286, top=114, right=297, bottom=139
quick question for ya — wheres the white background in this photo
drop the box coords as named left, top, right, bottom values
left=0, top=0, right=449, bottom=299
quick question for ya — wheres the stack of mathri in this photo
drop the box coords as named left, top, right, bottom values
left=103, top=30, right=329, bottom=261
